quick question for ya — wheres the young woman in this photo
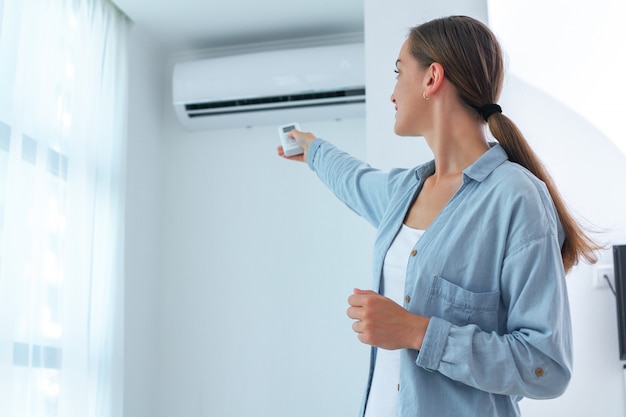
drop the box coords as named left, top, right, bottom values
left=278, top=15, right=599, bottom=417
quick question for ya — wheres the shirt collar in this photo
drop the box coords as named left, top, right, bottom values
left=413, top=143, right=508, bottom=184
left=463, top=143, right=508, bottom=182
left=414, top=160, right=436, bottom=184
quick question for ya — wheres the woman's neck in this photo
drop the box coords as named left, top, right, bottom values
left=423, top=105, right=490, bottom=178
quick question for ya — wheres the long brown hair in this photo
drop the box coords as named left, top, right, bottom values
left=408, top=16, right=600, bottom=272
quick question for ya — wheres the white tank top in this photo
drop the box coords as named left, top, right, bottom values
left=364, top=224, right=424, bottom=417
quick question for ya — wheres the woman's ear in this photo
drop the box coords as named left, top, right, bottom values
left=423, top=62, right=445, bottom=97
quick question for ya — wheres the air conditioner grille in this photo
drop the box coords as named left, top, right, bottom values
left=186, top=87, right=365, bottom=112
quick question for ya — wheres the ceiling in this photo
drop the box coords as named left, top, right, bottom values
left=111, top=0, right=364, bottom=51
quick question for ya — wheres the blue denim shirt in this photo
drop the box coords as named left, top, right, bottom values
left=306, top=139, right=572, bottom=417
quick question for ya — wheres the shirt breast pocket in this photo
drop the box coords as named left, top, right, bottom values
left=425, top=275, right=500, bottom=331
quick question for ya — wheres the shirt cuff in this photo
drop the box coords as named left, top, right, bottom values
left=306, top=138, right=325, bottom=170
left=415, top=316, right=452, bottom=371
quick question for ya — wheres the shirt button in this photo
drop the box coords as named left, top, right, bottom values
left=410, top=249, right=417, bottom=256
left=534, top=368, right=545, bottom=377
left=405, top=295, right=411, bottom=303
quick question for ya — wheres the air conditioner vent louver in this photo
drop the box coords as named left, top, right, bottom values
left=186, top=87, right=366, bottom=117
left=173, top=43, right=365, bottom=130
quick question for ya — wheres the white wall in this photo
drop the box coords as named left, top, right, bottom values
left=489, top=0, right=626, bottom=157
left=153, top=88, right=372, bottom=415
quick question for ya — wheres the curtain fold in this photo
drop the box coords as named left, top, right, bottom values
left=0, top=0, right=129, bottom=416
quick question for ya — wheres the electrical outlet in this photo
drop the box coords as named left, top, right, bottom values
left=593, top=264, right=615, bottom=290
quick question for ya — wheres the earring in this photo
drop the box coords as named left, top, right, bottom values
left=423, top=91, right=430, bottom=100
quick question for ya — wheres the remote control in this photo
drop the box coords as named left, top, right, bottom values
left=278, top=123, right=303, bottom=157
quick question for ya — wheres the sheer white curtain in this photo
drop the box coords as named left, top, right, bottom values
left=0, top=0, right=129, bottom=416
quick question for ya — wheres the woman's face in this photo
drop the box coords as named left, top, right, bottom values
left=390, top=40, right=427, bottom=136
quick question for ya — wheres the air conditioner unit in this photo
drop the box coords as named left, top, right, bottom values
left=172, top=43, right=365, bottom=130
